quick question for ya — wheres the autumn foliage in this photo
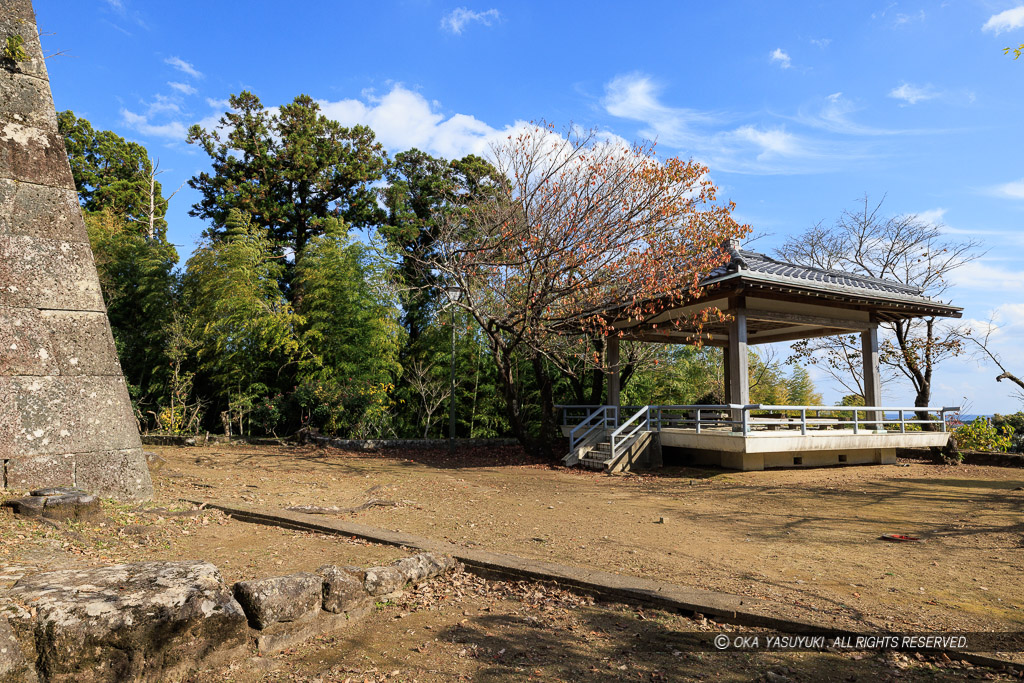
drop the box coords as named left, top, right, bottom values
left=424, top=124, right=748, bottom=453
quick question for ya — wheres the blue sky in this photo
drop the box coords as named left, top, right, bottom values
left=32, top=0, right=1024, bottom=413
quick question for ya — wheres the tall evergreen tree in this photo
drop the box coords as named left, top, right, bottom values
left=57, top=110, right=169, bottom=239
left=187, top=92, right=387, bottom=261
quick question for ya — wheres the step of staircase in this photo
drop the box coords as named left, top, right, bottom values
left=579, top=441, right=614, bottom=469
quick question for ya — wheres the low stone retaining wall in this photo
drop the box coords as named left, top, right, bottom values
left=140, top=434, right=521, bottom=452
left=0, top=552, right=456, bottom=682
left=303, top=435, right=521, bottom=452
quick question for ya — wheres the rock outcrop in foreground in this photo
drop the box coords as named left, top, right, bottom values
left=3, top=561, right=248, bottom=682
left=0, top=553, right=457, bottom=682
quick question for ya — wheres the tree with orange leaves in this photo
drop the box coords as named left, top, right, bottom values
left=422, top=124, right=747, bottom=456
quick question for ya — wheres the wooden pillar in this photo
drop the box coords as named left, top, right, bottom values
left=861, top=326, right=882, bottom=431
left=728, top=311, right=749, bottom=430
left=723, top=345, right=731, bottom=402
left=606, top=335, right=620, bottom=417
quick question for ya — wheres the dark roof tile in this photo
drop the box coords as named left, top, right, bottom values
left=703, top=242, right=934, bottom=302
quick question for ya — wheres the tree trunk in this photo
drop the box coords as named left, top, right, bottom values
left=531, top=355, right=557, bottom=461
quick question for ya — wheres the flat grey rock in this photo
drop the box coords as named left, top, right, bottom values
left=5, top=560, right=247, bottom=682
left=29, top=486, right=85, bottom=497
left=363, top=565, right=406, bottom=597
left=393, top=553, right=454, bottom=584
left=233, top=573, right=322, bottom=630
left=318, top=565, right=370, bottom=614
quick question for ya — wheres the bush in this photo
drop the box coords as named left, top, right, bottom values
left=992, top=412, right=1024, bottom=453
left=953, top=417, right=1015, bottom=453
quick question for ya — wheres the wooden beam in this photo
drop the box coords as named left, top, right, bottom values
left=746, top=327, right=856, bottom=346
left=620, top=332, right=728, bottom=346
left=739, top=307, right=872, bottom=331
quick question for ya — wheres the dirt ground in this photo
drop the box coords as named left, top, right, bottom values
left=3, top=443, right=1024, bottom=681
left=148, top=444, right=1024, bottom=635
left=199, top=567, right=1014, bottom=683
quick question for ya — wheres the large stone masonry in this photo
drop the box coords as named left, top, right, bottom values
left=0, top=1, right=152, bottom=500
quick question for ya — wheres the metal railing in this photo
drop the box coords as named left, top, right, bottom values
left=561, top=404, right=960, bottom=437
left=610, top=406, right=652, bottom=462
left=741, top=405, right=960, bottom=436
left=568, top=405, right=617, bottom=456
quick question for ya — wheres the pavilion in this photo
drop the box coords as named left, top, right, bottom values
left=561, top=240, right=963, bottom=472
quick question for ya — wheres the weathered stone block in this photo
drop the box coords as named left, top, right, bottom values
left=0, top=309, right=118, bottom=378
left=29, top=486, right=85, bottom=496
left=0, top=123, right=71, bottom=188
left=0, top=1, right=48, bottom=81
left=363, top=565, right=406, bottom=597
left=0, top=236, right=104, bottom=311
left=41, top=310, right=122, bottom=376
left=0, top=1, right=153, bottom=505
left=393, top=553, right=455, bottom=584
left=318, top=565, right=370, bottom=614
left=1, top=494, right=44, bottom=517
left=3, top=491, right=99, bottom=521
left=233, top=573, right=322, bottom=630
left=5, top=453, right=75, bottom=491
left=6, top=561, right=248, bottom=682
left=0, top=601, right=36, bottom=682
left=75, top=449, right=152, bottom=501
left=0, top=306, right=57, bottom=376
left=0, top=375, right=140, bottom=457
left=40, top=492, right=100, bottom=521
left=0, top=71, right=56, bottom=130
left=0, top=179, right=87, bottom=242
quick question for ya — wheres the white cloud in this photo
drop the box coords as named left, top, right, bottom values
left=602, top=73, right=849, bottom=174
left=989, top=178, right=1024, bottom=199
left=317, top=85, right=505, bottom=159
left=810, top=38, right=831, bottom=48
left=950, top=260, right=1024, bottom=292
left=120, top=109, right=188, bottom=140
left=797, top=91, right=924, bottom=136
left=146, top=94, right=181, bottom=116
left=916, top=208, right=947, bottom=227
left=168, top=81, right=197, bottom=96
left=770, top=48, right=792, bottom=69
left=983, top=6, right=1024, bottom=34
left=894, top=10, right=926, bottom=26
left=164, top=56, right=202, bottom=79
left=441, top=8, right=500, bottom=35
left=888, top=82, right=938, bottom=105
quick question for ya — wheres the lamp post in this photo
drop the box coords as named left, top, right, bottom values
left=444, top=285, right=463, bottom=459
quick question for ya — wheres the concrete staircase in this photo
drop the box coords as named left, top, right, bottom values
left=576, top=431, right=659, bottom=473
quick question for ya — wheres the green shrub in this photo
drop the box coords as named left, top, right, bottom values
left=992, top=412, right=1024, bottom=453
left=953, top=418, right=1015, bottom=453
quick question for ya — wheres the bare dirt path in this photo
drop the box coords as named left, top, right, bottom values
left=151, top=444, right=1024, bottom=634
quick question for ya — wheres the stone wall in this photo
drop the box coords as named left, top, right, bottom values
left=0, top=1, right=152, bottom=500
left=0, top=553, right=456, bottom=682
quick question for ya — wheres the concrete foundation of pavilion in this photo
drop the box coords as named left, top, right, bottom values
left=658, top=428, right=948, bottom=471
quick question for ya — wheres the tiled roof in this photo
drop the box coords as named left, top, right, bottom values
left=703, top=240, right=938, bottom=303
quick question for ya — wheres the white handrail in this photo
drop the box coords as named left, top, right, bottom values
left=563, top=404, right=961, bottom=448
left=611, top=406, right=651, bottom=462
left=569, top=406, right=609, bottom=453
